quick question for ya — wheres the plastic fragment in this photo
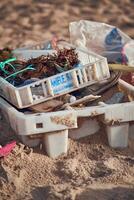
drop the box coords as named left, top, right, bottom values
left=0, top=141, right=16, bottom=157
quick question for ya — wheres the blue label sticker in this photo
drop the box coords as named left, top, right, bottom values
left=51, top=73, right=73, bottom=94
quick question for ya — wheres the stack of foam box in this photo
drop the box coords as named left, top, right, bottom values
left=0, top=41, right=133, bottom=158
left=1, top=79, right=134, bottom=158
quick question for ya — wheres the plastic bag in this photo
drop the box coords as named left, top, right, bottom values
left=69, top=20, right=134, bottom=66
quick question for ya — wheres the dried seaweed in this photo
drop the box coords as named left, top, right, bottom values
left=0, top=47, right=80, bottom=86
left=20, top=48, right=79, bottom=80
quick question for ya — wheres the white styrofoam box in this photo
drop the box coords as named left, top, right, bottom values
left=43, top=130, right=68, bottom=158
left=106, top=123, right=129, bottom=148
left=0, top=97, right=77, bottom=136
left=0, top=41, right=110, bottom=109
left=69, top=117, right=100, bottom=139
left=0, top=79, right=134, bottom=139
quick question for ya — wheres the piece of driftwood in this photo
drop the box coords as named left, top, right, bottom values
left=62, top=94, right=101, bottom=108
left=109, top=64, right=134, bottom=72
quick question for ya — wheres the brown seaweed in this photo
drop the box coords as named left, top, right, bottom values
left=20, top=48, right=79, bottom=79
left=0, top=48, right=79, bottom=86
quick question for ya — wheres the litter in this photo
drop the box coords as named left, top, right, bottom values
left=62, top=94, right=101, bottom=108
left=60, top=94, right=76, bottom=103
left=0, top=41, right=110, bottom=108
left=13, top=48, right=80, bottom=82
left=0, top=78, right=133, bottom=157
left=69, top=20, right=134, bottom=85
left=0, top=141, right=16, bottom=157
left=30, top=99, right=64, bottom=113
left=109, top=63, right=134, bottom=72
left=0, top=22, right=134, bottom=158
left=69, top=20, right=132, bottom=65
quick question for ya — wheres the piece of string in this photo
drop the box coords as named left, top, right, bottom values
left=5, top=64, right=35, bottom=80
left=0, top=58, right=16, bottom=75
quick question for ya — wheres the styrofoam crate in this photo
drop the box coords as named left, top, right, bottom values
left=0, top=78, right=134, bottom=134
left=0, top=41, right=110, bottom=108
left=0, top=79, right=134, bottom=152
left=0, top=77, right=133, bottom=157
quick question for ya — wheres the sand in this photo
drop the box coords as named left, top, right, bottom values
left=0, top=0, right=134, bottom=199
left=0, top=122, right=134, bottom=199
left=0, top=0, right=133, bottom=49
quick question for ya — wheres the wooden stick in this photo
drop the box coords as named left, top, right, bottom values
left=109, top=64, right=134, bottom=72
left=62, top=95, right=101, bottom=109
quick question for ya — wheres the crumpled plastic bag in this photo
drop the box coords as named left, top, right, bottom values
left=69, top=20, right=134, bottom=66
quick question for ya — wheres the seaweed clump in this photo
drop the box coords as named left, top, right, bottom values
left=0, top=47, right=80, bottom=86
left=19, top=48, right=80, bottom=80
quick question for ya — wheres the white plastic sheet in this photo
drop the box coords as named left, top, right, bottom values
left=69, top=20, right=134, bottom=66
